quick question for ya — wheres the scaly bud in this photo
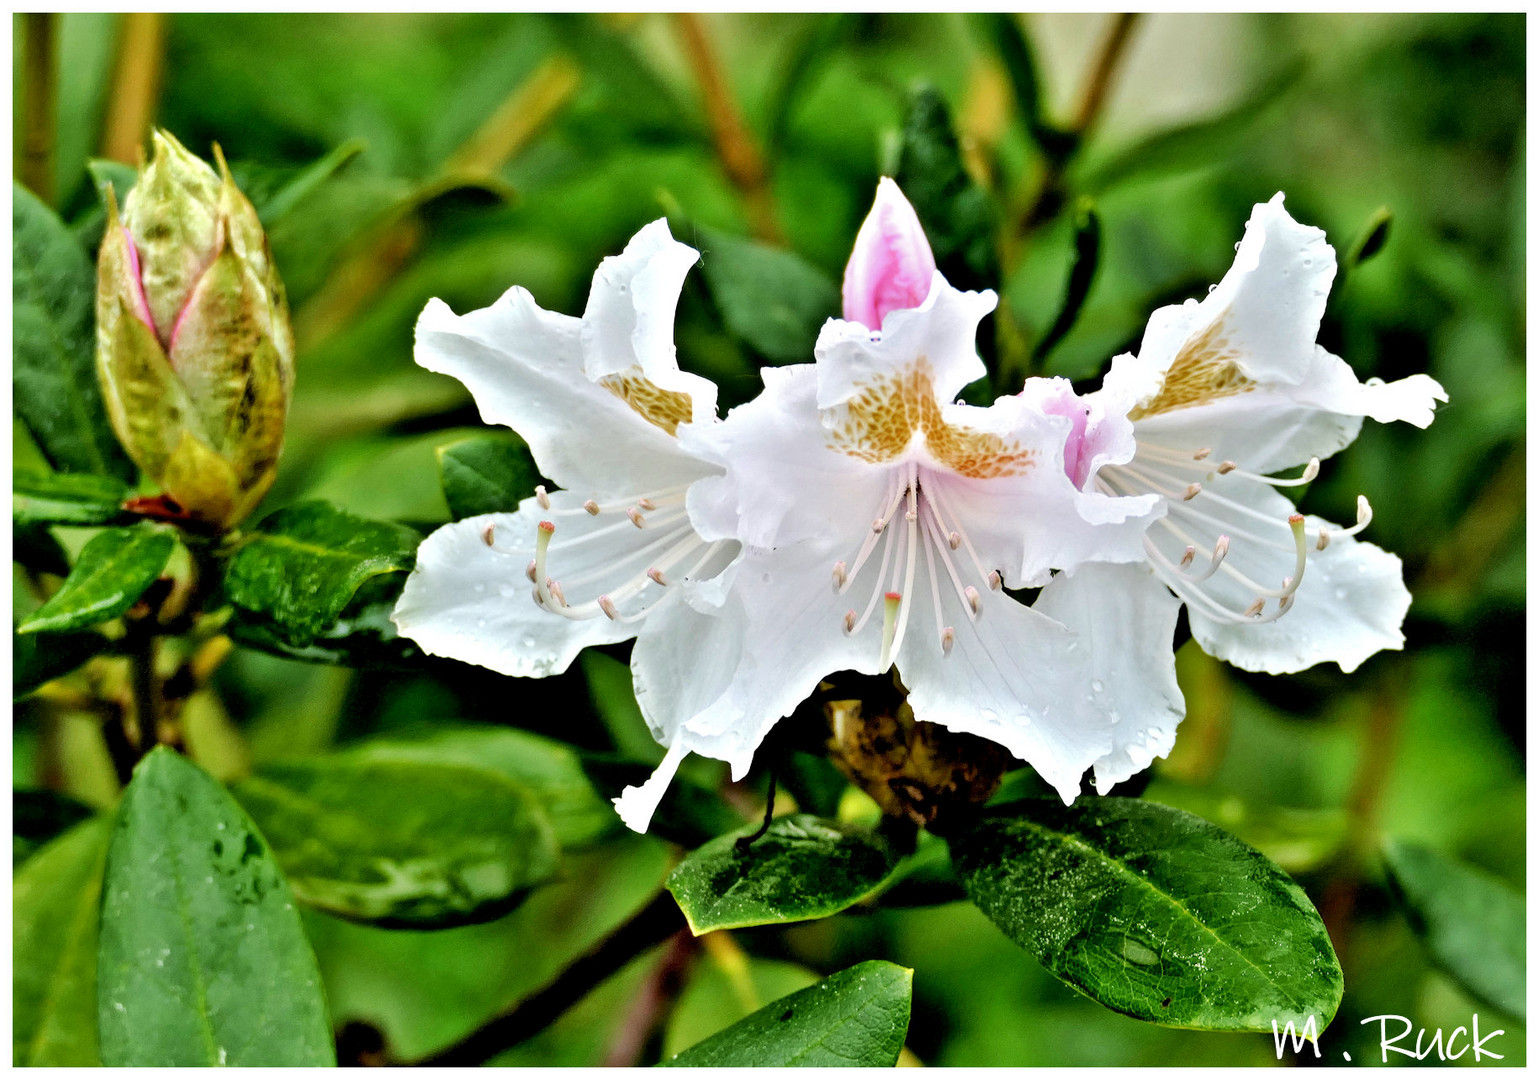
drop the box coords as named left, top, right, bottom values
left=96, top=129, right=294, bottom=531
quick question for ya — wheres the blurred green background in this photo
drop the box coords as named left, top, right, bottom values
left=14, top=12, right=1524, bottom=1066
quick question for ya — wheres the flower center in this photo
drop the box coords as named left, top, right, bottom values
left=1098, top=442, right=1373, bottom=625
left=832, top=462, right=1003, bottom=669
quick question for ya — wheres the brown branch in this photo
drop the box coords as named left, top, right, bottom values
left=19, top=13, right=57, bottom=203
left=1071, top=12, right=1139, bottom=137
left=101, top=13, right=165, bottom=165
left=410, top=891, right=687, bottom=1066
left=443, top=56, right=581, bottom=183
left=600, top=928, right=700, bottom=1066
left=671, top=12, right=780, bottom=243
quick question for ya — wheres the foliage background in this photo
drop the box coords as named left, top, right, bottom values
left=13, top=12, right=1525, bottom=1067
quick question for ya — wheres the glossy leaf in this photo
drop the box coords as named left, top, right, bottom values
left=893, top=85, right=998, bottom=295
left=97, top=747, right=334, bottom=1066
left=352, top=728, right=618, bottom=849
left=13, top=182, right=134, bottom=480
left=224, top=571, right=422, bottom=669
left=1382, top=838, right=1525, bottom=1020
left=14, top=470, right=133, bottom=527
left=14, top=816, right=110, bottom=1065
left=663, top=953, right=821, bottom=1059
left=14, top=520, right=71, bottom=576
left=232, top=754, right=560, bottom=927
left=665, top=814, right=901, bottom=934
left=951, top=798, right=1343, bottom=1031
left=696, top=224, right=840, bottom=364
left=437, top=433, right=542, bottom=520
left=16, top=525, right=174, bottom=635
left=13, top=628, right=110, bottom=699
left=663, top=960, right=913, bottom=1067
left=221, top=500, right=419, bottom=646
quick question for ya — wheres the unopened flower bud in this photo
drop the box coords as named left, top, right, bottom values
left=96, top=129, right=294, bottom=531
left=842, top=177, right=937, bottom=332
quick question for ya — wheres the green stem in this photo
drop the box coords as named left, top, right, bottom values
left=19, top=12, right=57, bottom=204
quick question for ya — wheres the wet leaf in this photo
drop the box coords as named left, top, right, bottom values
left=437, top=433, right=542, bottom=520
left=951, top=798, right=1343, bottom=1031
left=1382, top=837, right=1525, bottom=1020
left=665, top=814, right=902, bottom=934
left=13, top=182, right=135, bottom=480
left=663, top=960, right=913, bottom=1067
left=662, top=953, right=821, bottom=1060
left=97, top=748, right=334, bottom=1065
left=221, top=500, right=419, bottom=646
left=14, top=470, right=133, bottom=527
left=14, top=816, right=110, bottom=1065
left=16, top=525, right=175, bottom=635
left=232, top=753, right=561, bottom=927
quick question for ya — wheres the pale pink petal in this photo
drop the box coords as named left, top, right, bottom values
left=842, top=177, right=937, bottom=331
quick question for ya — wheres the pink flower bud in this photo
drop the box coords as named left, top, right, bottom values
left=842, top=177, right=937, bottom=331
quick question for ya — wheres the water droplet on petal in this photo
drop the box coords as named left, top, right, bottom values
left=1091, top=679, right=1104, bottom=693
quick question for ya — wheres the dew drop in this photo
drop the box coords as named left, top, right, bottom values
left=1121, top=938, right=1160, bottom=966
left=1334, top=588, right=1347, bottom=600
left=1091, top=679, right=1104, bottom=693
left=979, top=708, right=999, bottom=721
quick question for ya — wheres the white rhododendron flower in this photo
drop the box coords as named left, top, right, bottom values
left=1042, top=194, right=1447, bottom=786
left=608, top=179, right=1169, bottom=826
left=392, top=221, right=743, bottom=779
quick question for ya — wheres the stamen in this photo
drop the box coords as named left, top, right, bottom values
left=987, top=569, right=1002, bottom=591
left=879, top=592, right=902, bottom=670
left=647, top=568, right=668, bottom=587
left=533, top=521, right=557, bottom=607
left=872, top=518, right=886, bottom=534
left=1317, top=527, right=1330, bottom=551
left=964, top=585, right=982, bottom=616
left=1223, top=456, right=1321, bottom=488
left=547, top=579, right=568, bottom=607
left=482, top=523, right=497, bottom=547
left=844, top=609, right=857, bottom=634
left=597, top=595, right=619, bottom=620
left=941, top=626, right=956, bottom=656
left=1328, top=494, right=1374, bottom=537
left=627, top=507, right=647, bottom=529
left=1193, top=447, right=1212, bottom=460
left=1184, top=482, right=1203, bottom=501
left=584, top=499, right=601, bottom=515
left=948, top=531, right=961, bottom=550
left=1243, top=597, right=1266, bottom=618
left=832, top=561, right=848, bottom=590
left=887, top=470, right=921, bottom=662
left=1180, top=545, right=1197, bottom=569
left=525, top=559, right=537, bottom=583
left=637, top=498, right=657, bottom=511
left=1217, top=461, right=1237, bottom=475
left=535, top=485, right=551, bottom=510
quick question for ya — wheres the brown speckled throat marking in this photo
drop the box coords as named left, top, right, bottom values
left=825, top=359, right=1035, bottom=479
left=600, top=371, right=693, bottom=436
left=1129, top=311, right=1256, bottom=420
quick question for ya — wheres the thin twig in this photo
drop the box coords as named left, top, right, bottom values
left=600, top=929, right=700, bottom=1066
left=19, top=13, right=58, bottom=203
left=101, top=13, right=165, bottom=165
left=411, top=891, right=687, bottom=1066
left=671, top=12, right=781, bottom=243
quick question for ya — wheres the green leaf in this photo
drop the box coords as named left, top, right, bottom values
left=1032, top=199, right=1101, bottom=364
left=663, top=953, right=821, bottom=1060
left=1382, top=838, right=1525, bottom=1021
left=763, top=15, right=860, bottom=159
left=665, top=814, right=902, bottom=934
left=696, top=224, right=840, bottom=364
left=13, top=628, right=110, bottom=699
left=12, top=182, right=135, bottom=480
left=232, top=753, right=560, bottom=928
left=86, top=158, right=138, bottom=208
left=13, top=789, right=97, bottom=866
left=663, top=960, right=913, bottom=1067
left=1078, top=60, right=1305, bottom=192
left=16, top=525, right=174, bottom=635
left=221, top=500, right=420, bottom=646
left=1346, top=205, right=1393, bottom=270
left=894, top=85, right=999, bottom=296
left=97, top=747, right=334, bottom=1066
left=14, top=469, right=133, bottom=527
left=437, top=433, right=542, bottom=520
left=224, top=571, right=423, bottom=669
left=951, top=798, right=1343, bottom=1031
left=14, top=816, right=110, bottom=1065
left=351, top=728, right=618, bottom=849
left=235, top=138, right=368, bottom=226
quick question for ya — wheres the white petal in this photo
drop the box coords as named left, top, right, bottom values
left=612, top=739, right=689, bottom=834
left=1149, top=476, right=1411, bottom=674
left=680, top=364, right=876, bottom=549
left=580, top=218, right=718, bottom=424
left=415, top=293, right=704, bottom=494
left=1033, top=563, right=1186, bottom=795
left=391, top=499, right=641, bottom=679
left=895, top=561, right=1112, bottom=804
left=814, top=272, right=995, bottom=409
left=925, top=394, right=1161, bottom=587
